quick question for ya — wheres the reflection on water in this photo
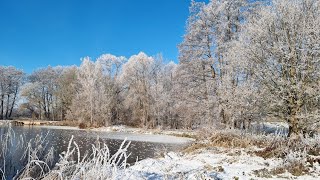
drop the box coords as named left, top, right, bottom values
left=0, top=125, right=185, bottom=179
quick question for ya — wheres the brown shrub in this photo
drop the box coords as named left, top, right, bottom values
left=254, top=161, right=309, bottom=177
left=307, top=157, right=320, bottom=168
left=209, top=132, right=251, bottom=148
left=254, top=135, right=320, bottom=160
left=209, top=131, right=269, bottom=149
left=60, top=120, right=79, bottom=127
left=254, top=146, right=286, bottom=159
left=78, top=122, right=87, bottom=129
left=253, top=168, right=273, bottom=178
left=170, top=133, right=198, bottom=139
left=183, top=143, right=208, bottom=154
left=183, top=130, right=273, bottom=154
left=270, top=166, right=286, bottom=175
left=287, top=162, right=309, bottom=176
left=308, top=147, right=320, bottom=156
left=271, top=162, right=309, bottom=177
left=197, top=127, right=216, bottom=140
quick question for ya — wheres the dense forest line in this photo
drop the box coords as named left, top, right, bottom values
left=1, top=0, right=320, bottom=137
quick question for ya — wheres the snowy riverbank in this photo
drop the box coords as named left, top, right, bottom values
left=121, top=128, right=320, bottom=180
left=124, top=148, right=320, bottom=180
left=38, top=124, right=317, bottom=180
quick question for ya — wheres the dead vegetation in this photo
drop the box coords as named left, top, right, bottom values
left=183, top=129, right=320, bottom=177
left=78, top=122, right=87, bottom=129
left=209, top=131, right=267, bottom=148
left=183, top=143, right=210, bottom=154
left=254, top=161, right=310, bottom=177
left=60, top=120, right=101, bottom=129
left=183, top=130, right=272, bottom=154
left=168, top=132, right=198, bottom=139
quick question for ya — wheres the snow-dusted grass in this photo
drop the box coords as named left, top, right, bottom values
left=0, top=123, right=57, bottom=179
left=185, top=129, right=320, bottom=179
left=121, top=129, right=319, bottom=180
left=126, top=148, right=319, bottom=179
left=126, top=149, right=283, bottom=179
left=41, top=136, right=131, bottom=180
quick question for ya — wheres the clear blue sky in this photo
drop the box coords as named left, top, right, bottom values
left=0, top=0, right=197, bottom=73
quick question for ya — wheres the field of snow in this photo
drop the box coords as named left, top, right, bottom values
left=123, top=148, right=320, bottom=180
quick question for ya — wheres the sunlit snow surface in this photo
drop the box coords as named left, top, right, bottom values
left=121, top=150, right=320, bottom=180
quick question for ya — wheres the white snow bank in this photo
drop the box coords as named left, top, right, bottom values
left=121, top=149, right=320, bottom=180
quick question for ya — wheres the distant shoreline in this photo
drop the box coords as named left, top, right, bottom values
left=0, top=120, right=196, bottom=144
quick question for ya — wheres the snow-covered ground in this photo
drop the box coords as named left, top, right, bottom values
left=123, top=148, right=320, bottom=180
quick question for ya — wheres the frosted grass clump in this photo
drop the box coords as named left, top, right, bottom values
left=42, top=136, right=131, bottom=180
left=0, top=123, right=131, bottom=180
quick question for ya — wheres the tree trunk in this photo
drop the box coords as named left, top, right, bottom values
left=5, top=94, right=10, bottom=119
left=61, top=103, right=64, bottom=121
left=0, top=94, right=4, bottom=120
left=288, top=115, right=299, bottom=137
left=9, top=87, right=18, bottom=118
left=287, top=96, right=300, bottom=137
left=90, top=93, right=93, bottom=125
left=43, top=93, right=48, bottom=119
left=39, top=101, right=42, bottom=120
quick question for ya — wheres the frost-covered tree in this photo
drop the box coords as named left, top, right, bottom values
left=96, top=54, right=126, bottom=126
left=0, top=66, right=24, bottom=119
left=146, top=55, right=179, bottom=129
left=153, top=60, right=178, bottom=129
left=68, top=54, right=126, bottom=126
left=55, top=66, right=78, bottom=120
left=177, top=0, right=249, bottom=128
left=218, top=41, right=262, bottom=129
left=233, top=0, right=320, bottom=136
left=20, top=82, right=43, bottom=119
left=120, top=52, right=177, bottom=128
left=22, top=66, right=60, bottom=120
left=68, top=57, right=103, bottom=125
left=120, top=52, right=155, bottom=127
